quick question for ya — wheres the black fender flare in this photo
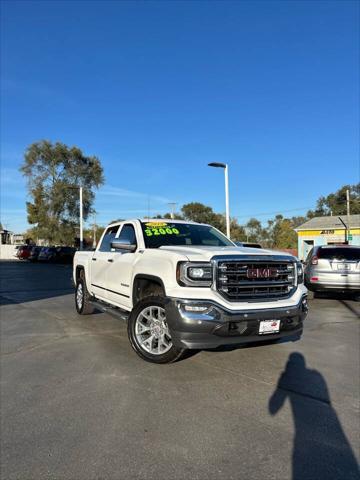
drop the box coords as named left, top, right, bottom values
left=132, top=274, right=166, bottom=305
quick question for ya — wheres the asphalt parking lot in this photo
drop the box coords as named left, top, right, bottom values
left=1, top=261, right=359, bottom=480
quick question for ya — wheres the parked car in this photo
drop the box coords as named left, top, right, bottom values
left=73, top=219, right=308, bottom=363
left=37, top=246, right=76, bottom=263
left=38, top=247, right=57, bottom=262
left=234, top=241, right=263, bottom=249
left=304, top=245, right=360, bottom=295
left=16, top=245, right=32, bottom=260
left=14, top=245, right=23, bottom=258
left=55, top=246, right=76, bottom=264
left=28, top=246, right=42, bottom=262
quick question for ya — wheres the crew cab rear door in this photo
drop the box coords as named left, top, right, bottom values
left=105, top=222, right=139, bottom=309
left=90, top=224, right=120, bottom=300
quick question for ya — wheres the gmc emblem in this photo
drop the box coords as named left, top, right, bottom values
left=247, top=268, right=278, bottom=279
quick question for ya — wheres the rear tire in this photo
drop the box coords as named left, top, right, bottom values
left=128, top=296, right=185, bottom=364
left=75, top=273, right=95, bottom=315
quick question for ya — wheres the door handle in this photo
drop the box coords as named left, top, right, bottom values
left=92, top=258, right=97, bottom=261
left=107, top=259, right=114, bottom=263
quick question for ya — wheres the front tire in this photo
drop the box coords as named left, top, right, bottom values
left=75, top=275, right=95, bottom=315
left=128, top=296, right=184, bottom=364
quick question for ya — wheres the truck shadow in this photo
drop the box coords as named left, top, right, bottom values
left=269, top=352, right=359, bottom=480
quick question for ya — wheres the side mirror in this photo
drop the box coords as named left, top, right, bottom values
left=111, top=239, right=137, bottom=252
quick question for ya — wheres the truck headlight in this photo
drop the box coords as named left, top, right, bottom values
left=296, top=262, right=304, bottom=284
left=177, top=262, right=213, bottom=287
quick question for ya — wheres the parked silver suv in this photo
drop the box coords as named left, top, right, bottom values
left=304, top=245, right=360, bottom=295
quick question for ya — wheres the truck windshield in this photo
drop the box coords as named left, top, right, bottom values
left=140, top=221, right=234, bottom=248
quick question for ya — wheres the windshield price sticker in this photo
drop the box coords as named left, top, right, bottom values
left=145, top=222, right=168, bottom=228
left=144, top=227, right=180, bottom=236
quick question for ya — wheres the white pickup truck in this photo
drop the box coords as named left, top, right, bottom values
left=73, top=219, right=308, bottom=363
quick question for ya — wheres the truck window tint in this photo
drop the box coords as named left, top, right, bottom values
left=98, top=226, right=119, bottom=252
left=118, top=224, right=137, bottom=246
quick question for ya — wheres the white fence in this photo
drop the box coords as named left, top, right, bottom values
left=0, top=245, right=19, bottom=260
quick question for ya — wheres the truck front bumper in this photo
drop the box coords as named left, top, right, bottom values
left=165, top=295, right=308, bottom=350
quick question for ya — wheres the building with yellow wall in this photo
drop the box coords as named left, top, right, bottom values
left=295, top=214, right=360, bottom=260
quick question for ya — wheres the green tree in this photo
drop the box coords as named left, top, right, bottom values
left=83, top=224, right=106, bottom=248
left=307, top=183, right=360, bottom=217
left=20, top=140, right=104, bottom=244
left=245, top=218, right=265, bottom=243
left=267, top=215, right=297, bottom=249
left=229, top=218, right=247, bottom=242
left=152, top=212, right=184, bottom=220
left=181, top=202, right=220, bottom=226
left=181, top=202, right=228, bottom=233
left=181, top=202, right=247, bottom=238
left=291, top=215, right=308, bottom=228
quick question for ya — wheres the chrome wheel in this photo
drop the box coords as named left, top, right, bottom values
left=76, top=283, right=84, bottom=310
left=135, top=306, right=172, bottom=355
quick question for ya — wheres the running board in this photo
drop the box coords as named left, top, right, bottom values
left=90, top=299, right=129, bottom=322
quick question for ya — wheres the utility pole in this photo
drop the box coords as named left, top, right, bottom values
left=346, top=189, right=351, bottom=243
left=79, top=186, right=83, bottom=250
left=168, top=203, right=177, bottom=219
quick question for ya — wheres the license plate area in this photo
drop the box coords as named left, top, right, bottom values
left=337, top=263, right=351, bottom=270
left=259, top=319, right=280, bottom=334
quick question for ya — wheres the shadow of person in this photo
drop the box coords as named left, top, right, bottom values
left=269, top=353, right=359, bottom=480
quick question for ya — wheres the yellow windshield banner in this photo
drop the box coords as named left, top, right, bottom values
left=145, top=222, right=168, bottom=228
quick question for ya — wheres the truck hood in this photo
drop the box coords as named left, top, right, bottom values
left=159, top=245, right=295, bottom=261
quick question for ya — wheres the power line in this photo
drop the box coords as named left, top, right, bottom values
left=233, top=206, right=313, bottom=219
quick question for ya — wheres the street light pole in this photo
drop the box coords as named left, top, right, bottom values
left=346, top=189, right=351, bottom=244
left=208, top=162, right=231, bottom=239
left=79, top=186, right=83, bottom=250
left=224, top=164, right=230, bottom=238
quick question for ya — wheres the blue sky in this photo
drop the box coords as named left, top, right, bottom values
left=1, top=0, right=359, bottom=232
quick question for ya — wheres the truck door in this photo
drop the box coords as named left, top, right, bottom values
left=90, top=225, right=120, bottom=300
left=105, top=223, right=138, bottom=309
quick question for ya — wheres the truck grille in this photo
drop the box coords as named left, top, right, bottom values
left=215, top=259, right=296, bottom=302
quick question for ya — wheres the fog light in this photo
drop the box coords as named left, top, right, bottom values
left=184, top=305, right=209, bottom=313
